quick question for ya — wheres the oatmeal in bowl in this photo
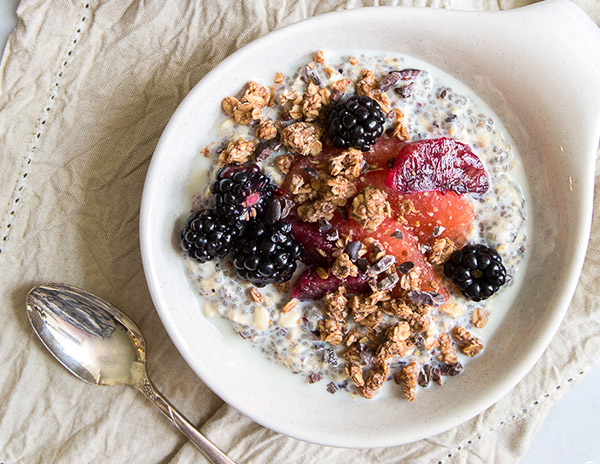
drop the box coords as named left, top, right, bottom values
left=177, top=50, right=528, bottom=402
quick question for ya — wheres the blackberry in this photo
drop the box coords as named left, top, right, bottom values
left=179, top=209, right=243, bottom=263
left=210, top=164, right=276, bottom=221
left=444, top=244, right=507, bottom=302
left=326, top=95, right=385, bottom=151
left=232, top=219, right=302, bottom=287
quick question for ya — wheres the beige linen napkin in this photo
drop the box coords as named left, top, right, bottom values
left=0, top=1, right=598, bottom=463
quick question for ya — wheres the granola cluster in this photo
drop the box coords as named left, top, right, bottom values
left=291, top=147, right=365, bottom=223
left=331, top=253, right=358, bottom=279
left=452, top=326, right=484, bottom=357
left=218, top=139, right=257, bottom=166
left=356, top=69, right=391, bottom=114
left=222, top=81, right=271, bottom=125
left=281, top=122, right=324, bottom=156
left=390, top=108, right=410, bottom=141
left=427, top=237, right=456, bottom=265
left=217, top=50, right=424, bottom=173
left=314, top=278, right=484, bottom=401
left=280, top=80, right=331, bottom=122
left=256, top=119, right=277, bottom=140
left=349, top=186, right=392, bottom=231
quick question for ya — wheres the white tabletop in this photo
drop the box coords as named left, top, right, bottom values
left=0, top=3, right=598, bottom=462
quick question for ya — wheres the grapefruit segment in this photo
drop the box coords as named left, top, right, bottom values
left=291, top=268, right=370, bottom=300
left=385, top=137, right=489, bottom=194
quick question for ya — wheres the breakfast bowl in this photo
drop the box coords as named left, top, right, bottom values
left=140, top=0, right=600, bottom=448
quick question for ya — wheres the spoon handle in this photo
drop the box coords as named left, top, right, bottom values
left=137, top=377, right=236, bottom=464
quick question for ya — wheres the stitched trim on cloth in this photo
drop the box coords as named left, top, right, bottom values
left=0, top=2, right=95, bottom=254
left=436, top=369, right=586, bottom=463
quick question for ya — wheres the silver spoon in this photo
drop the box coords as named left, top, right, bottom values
left=26, top=283, right=235, bottom=464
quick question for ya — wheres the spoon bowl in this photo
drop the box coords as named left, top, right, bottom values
left=26, top=283, right=235, bottom=464
left=27, top=284, right=146, bottom=387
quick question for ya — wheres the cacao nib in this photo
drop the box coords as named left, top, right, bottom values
left=432, top=225, right=445, bottom=237
left=360, top=160, right=370, bottom=173
left=254, top=140, right=271, bottom=162
left=371, top=242, right=383, bottom=254
left=397, top=261, right=414, bottom=274
left=369, top=255, right=396, bottom=275
left=396, top=68, right=421, bottom=81
left=326, top=382, right=339, bottom=394
left=356, top=258, right=370, bottom=272
left=344, top=241, right=362, bottom=261
left=331, top=90, right=344, bottom=102
left=379, top=71, right=402, bottom=92
left=304, top=167, right=318, bottom=178
left=338, top=206, right=349, bottom=221
left=407, top=290, right=445, bottom=306
left=280, top=111, right=293, bottom=121
left=394, top=83, right=414, bottom=99
left=325, top=229, right=339, bottom=242
left=318, top=218, right=332, bottom=233
left=440, top=362, right=463, bottom=377
left=418, top=371, right=430, bottom=388
left=418, top=364, right=434, bottom=387
left=378, top=272, right=399, bottom=291
left=359, top=349, right=375, bottom=366
left=431, top=366, right=442, bottom=385
left=280, top=197, right=294, bottom=219
left=268, top=138, right=282, bottom=151
left=391, top=229, right=404, bottom=240
left=413, top=334, right=425, bottom=348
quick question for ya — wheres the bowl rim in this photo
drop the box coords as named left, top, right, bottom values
left=140, top=0, right=598, bottom=448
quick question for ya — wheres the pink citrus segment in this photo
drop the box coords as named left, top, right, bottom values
left=291, top=267, right=370, bottom=300
left=385, top=137, right=489, bottom=194
left=359, top=140, right=474, bottom=246
left=402, top=191, right=473, bottom=247
left=287, top=216, right=337, bottom=268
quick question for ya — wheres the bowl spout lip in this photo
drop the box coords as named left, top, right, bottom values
left=514, top=0, right=600, bottom=137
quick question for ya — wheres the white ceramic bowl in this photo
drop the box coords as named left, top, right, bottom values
left=140, top=0, right=600, bottom=448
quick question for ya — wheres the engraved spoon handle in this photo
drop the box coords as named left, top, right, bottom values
left=137, top=377, right=236, bottom=464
